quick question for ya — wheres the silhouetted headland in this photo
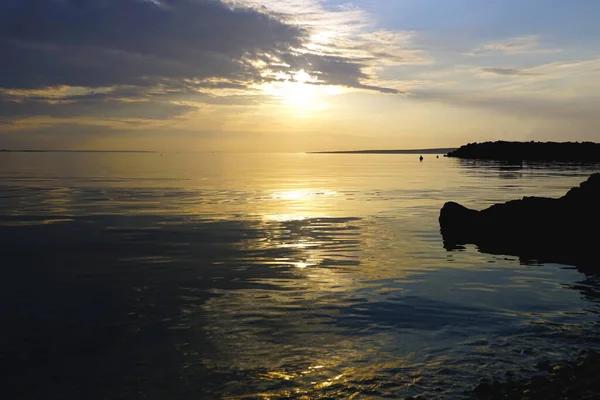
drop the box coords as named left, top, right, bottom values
left=439, top=173, right=600, bottom=271
left=446, top=141, right=600, bottom=162
left=311, top=148, right=456, bottom=154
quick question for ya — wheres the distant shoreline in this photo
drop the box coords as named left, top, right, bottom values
left=0, top=149, right=156, bottom=153
left=310, top=148, right=456, bottom=155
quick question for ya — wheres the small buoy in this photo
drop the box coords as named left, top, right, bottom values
left=436, top=155, right=439, bottom=159
left=419, top=155, right=424, bottom=161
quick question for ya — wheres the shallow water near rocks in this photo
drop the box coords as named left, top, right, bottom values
left=1, top=152, right=600, bottom=399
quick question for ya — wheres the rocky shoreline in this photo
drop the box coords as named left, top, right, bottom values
left=446, top=141, right=600, bottom=162
left=439, top=173, right=600, bottom=271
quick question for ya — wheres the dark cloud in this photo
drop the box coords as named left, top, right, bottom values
left=0, top=0, right=305, bottom=89
left=0, top=94, right=197, bottom=121
left=0, top=0, right=399, bottom=124
left=480, top=67, right=537, bottom=76
left=0, top=84, right=265, bottom=122
left=0, top=0, right=393, bottom=91
left=280, top=53, right=401, bottom=94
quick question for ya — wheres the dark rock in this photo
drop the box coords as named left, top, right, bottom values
left=446, top=141, right=600, bottom=162
left=439, top=173, right=600, bottom=271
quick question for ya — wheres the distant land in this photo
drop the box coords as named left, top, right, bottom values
left=446, top=141, right=600, bottom=162
left=0, top=149, right=156, bottom=153
left=311, top=148, right=456, bottom=155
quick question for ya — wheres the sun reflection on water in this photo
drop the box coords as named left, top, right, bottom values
left=270, top=189, right=338, bottom=201
left=262, top=189, right=339, bottom=222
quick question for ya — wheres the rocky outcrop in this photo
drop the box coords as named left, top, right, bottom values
left=446, top=141, right=600, bottom=162
left=439, top=173, right=600, bottom=270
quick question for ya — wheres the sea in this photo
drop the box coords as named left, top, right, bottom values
left=1, top=151, right=599, bottom=399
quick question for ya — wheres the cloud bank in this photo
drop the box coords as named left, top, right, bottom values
left=0, top=0, right=422, bottom=125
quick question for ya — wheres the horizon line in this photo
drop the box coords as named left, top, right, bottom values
left=310, top=147, right=457, bottom=154
left=1, top=148, right=459, bottom=154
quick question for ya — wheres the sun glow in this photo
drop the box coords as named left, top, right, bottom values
left=260, top=70, right=342, bottom=113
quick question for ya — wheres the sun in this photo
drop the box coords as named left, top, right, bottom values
left=260, top=70, right=341, bottom=114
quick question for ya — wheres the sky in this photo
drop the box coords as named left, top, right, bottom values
left=1, top=0, right=600, bottom=151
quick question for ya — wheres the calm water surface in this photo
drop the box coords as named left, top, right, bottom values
left=1, top=152, right=600, bottom=399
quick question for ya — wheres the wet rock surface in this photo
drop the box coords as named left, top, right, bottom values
left=439, top=173, right=600, bottom=270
